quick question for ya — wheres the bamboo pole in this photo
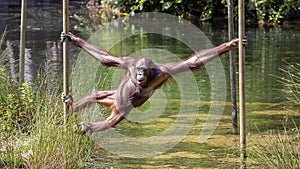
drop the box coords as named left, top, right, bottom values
left=228, top=0, right=238, bottom=135
left=63, top=0, right=70, bottom=124
left=238, top=0, right=246, bottom=167
left=19, top=0, right=27, bottom=84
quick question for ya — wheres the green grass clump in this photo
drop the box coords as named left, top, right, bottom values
left=250, top=120, right=299, bottom=169
left=0, top=32, right=95, bottom=168
left=250, top=62, right=300, bottom=168
left=279, top=62, right=300, bottom=108
left=25, top=112, right=95, bottom=169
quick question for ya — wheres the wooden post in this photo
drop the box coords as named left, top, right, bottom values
left=228, top=0, right=238, bottom=135
left=63, top=0, right=70, bottom=124
left=19, top=0, right=27, bottom=84
left=238, top=0, right=246, bottom=167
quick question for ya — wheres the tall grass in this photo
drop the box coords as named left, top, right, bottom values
left=251, top=120, right=300, bottom=168
left=0, top=32, right=95, bottom=168
left=279, top=61, right=300, bottom=108
left=250, top=62, right=300, bottom=168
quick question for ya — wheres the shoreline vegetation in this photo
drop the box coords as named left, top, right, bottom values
left=0, top=31, right=95, bottom=168
left=83, top=0, right=300, bottom=28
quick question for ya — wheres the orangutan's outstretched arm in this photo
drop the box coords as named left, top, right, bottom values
left=139, top=38, right=246, bottom=93
left=61, top=32, right=132, bottom=69
left=164, top=38, right=246, bottom=74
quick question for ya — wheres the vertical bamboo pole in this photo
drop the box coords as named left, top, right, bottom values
left=228, top=0, right=238, bottom=135
left=19, top=0, right=27, bottom=84
left=238, top=0, right=246, bottom=167
left=63, top=0, right=70, bottom=124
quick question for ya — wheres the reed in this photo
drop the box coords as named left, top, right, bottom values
left=250, top=62, right=300, bottom=168
left=250, top=120, right=299, bottom=168
left=279, top=61, right=300, bottom=107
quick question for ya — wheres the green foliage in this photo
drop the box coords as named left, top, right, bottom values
left=0, top=48, right=34, bottom=137
left=1, top=97, right=94, bottom=168
left=0, top=79, right=94, bottom=169
left=24, top=112, right=94, bottom=169
left=0, top=32, right=94, bottom=168
left=116, top=0, right=185, bottom=17
left=254, top=0, right=300, bottom=24
left=251, top=120, right=300, bottom=168
left=111, top=0, right=299, bottom=24
left=0, top=83, right=34, bottom=135
left=73, top=0, right=299, bottom=27
left=200, top=0, right=214, bottom=21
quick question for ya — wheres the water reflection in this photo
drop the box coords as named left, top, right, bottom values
left=244, top=26, right=300, bottom=103
left=0, top=0, right=87, bottom=85
left=202, top=24, right=300, bottom=103
left=24, top=48, right=33, bottom=84
left=5, top=40, right=17, bottom=81
left=45, top=41, right=62, bottom=90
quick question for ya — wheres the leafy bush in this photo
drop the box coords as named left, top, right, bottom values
left=107, top=0, right=300, bottom=24
left=254, top=0, right=300, bottom=24
left=107, top=0, right=194, bottom=18
left=0, top=83, right=34, bottom=136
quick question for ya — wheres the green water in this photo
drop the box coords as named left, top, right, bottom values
left=73, top=24, right=300, bottom=168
